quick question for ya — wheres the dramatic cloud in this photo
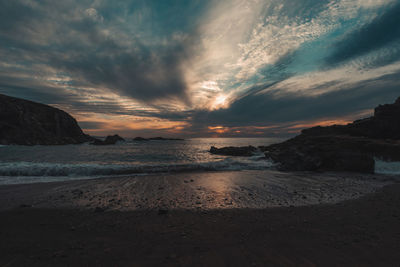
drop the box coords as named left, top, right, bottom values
left=0, top=0, right=209, bottom=104
left=0, top=0, right=399, bottom=137
left=326, top=1, right=400, bottom=65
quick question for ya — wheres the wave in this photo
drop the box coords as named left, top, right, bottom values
left=0, top=157, right=275, bottom=178
left=375, top=159, right=400, bottom=175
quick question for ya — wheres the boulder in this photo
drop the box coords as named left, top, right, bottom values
left=0, top=94, right=93, bottom=145
left=209, top=146, right=257, bottom=157
left=91, top=135, right=125, bottom=145
left=105, top=135, right=125, bottom=144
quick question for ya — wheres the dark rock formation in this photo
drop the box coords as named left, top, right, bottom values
left=133, top=137, right=148, bottom=141
left=0, top=94, right=92, bottom=145
left=260, top=135, right=400, bottom=173
left=301, top=97, right=400, bottom=139
left=210, top=146, right=257, bottom=157
left=91, top=135, right=125, bottom=145
left=261, top=97, right=400, bottom=173
left=133, top=137, right=184, bottom=141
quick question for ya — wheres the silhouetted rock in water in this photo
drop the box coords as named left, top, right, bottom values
left=133, top=137, right=148, bottom=141
left=0, top=94, right=93, bottom=145
left=133, top=137, right=184, bottom=141
left=261, top=97, right=400, bottom=173
left=91, top=135, right=125, bottom=145
left=210, top=146, right=257, bottom=157
left=105, top=135, right=125, bottom=144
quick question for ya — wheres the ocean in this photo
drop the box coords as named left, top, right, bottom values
left=0, top=138, right=284, bottom=185
left=1, top=137, right=399, bottom=185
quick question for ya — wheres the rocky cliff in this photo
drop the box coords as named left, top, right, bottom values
left=261, top=97, right=400, bottom=173
left=0, top=94, right=92, bottom=145
left=301, top=97, right=400, bottom=139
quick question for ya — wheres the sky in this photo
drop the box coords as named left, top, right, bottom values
left=0, top=0, right=399, bottom=137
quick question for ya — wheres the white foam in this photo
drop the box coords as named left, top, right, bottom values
left=374, top=159, right=400, bottom=175
left=0, top=157, right=276, bottom=178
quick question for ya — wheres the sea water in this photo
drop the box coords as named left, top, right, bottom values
left=374, top=159, right=400, bottom=175
left=0, top=138, right=283, bottom=184
left=2, top=138, right=398, bottom=185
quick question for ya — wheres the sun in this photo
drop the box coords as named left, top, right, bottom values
left=211, top=94, right=229, bottom=110
left=215, top=94, right=227, bottom=105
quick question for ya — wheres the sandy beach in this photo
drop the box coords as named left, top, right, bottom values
left=0, top=170, right=399, bottom=266
left=0, top=170, right=396, bottom=211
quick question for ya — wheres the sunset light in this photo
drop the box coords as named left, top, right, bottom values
left=1, top=1, right=400, bottom=265
left=0, top=0, right=399, bottom=137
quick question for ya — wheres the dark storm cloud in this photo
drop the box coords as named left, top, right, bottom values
left=326, top=2, right=400, bottom=66
left=50, top=37, right=191, bottom=103
left=0, top=0, right=208, bottom=104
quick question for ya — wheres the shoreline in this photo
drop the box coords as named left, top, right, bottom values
left=0, top=170, right=396, bottom=211
left=1, top=170, right=399, bottom=266
left=0, top=177, right=399, bottom=266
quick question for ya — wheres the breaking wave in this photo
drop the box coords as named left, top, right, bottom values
left=0, top=157, right=275, bottom=178
left=374, top=159, right=400, bottom=175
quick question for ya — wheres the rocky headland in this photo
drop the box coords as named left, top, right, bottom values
left=211, top=97, right=400, bottom=173
left=0, top=94, right=93, bottom=145
left=0, top=94, right=183, bottom=146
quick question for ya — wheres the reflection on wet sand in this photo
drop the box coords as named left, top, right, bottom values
left=0, top=170, right=395, bottom=211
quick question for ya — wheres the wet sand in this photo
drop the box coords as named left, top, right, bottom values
left=0, top=170, right=399, bottom=266
left=0, top=170, right=395, bottom=211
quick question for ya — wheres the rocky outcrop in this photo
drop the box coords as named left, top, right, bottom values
left=133, top=137, right=148, bottom=141
left=0, top=94, right=93, bottom=145
left=210, top=146, right=257, bottom=157
left=261, top=97, right=400, bottom=173
left=261, top=135, right=400, bottom=173
left=301, top=97, right=400, bottom=139
left=91, top=135, right=125, bottom=145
